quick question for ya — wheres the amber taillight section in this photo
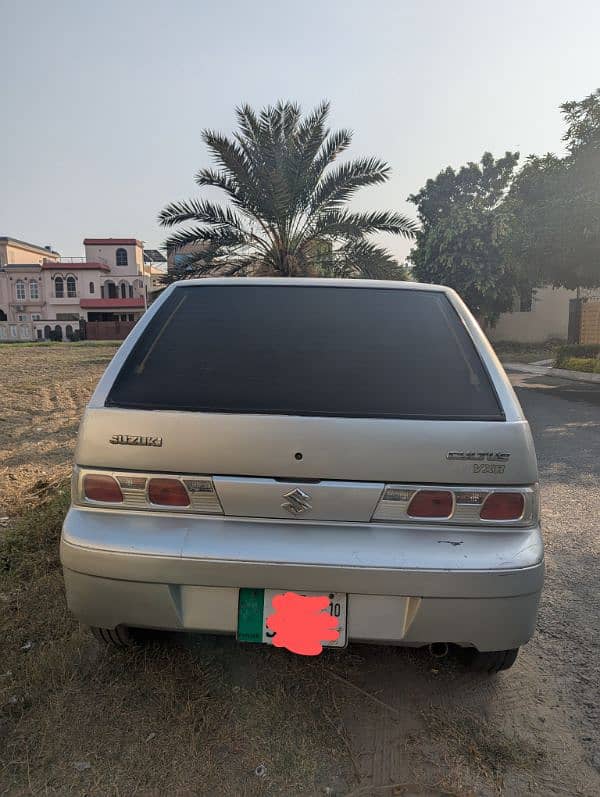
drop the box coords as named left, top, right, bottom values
left=407, top=489, right=453, bottom=518
left=148, top=478, right=190, bottom=507
left=480, top=492, right=525, bottom=521
left=83, top=474, right=123, bottom=503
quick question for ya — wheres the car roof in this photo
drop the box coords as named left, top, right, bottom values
left=169, top=277, right=453, bottom=293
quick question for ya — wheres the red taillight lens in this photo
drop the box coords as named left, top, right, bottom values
left=407, top=490, right=453, bottom=518
left=148, top=478, right=190, bottom=507
left=83, top=474, right=123, bottom=503
left=480, top=492, right=525, bottom=521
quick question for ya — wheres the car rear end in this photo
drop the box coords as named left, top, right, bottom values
left=61, top=279, right=543, bottom=667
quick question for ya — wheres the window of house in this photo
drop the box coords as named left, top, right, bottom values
left=31, top=313, right=41, bottom=321
left=20, top=325, right=29, bottom=339
left=116, top=248, right=128, bottom=266
left=66, top=276, right=77, bottom=297
left=128, top=284, right=134, bottom=298
left=0, top=326, right=7, bottom=339
left=10, top=325, right=18, bottom=338
left=89, top=282, right=95, bottom=294
left=15, top=280, right=26, bottom=301
left=55, top=276, right=64, bottom=298
left=17, top=313, right=28, bottom=322
left=120, top=282, right=127, bottom=299
left=30, top=280, right=39, bottom=299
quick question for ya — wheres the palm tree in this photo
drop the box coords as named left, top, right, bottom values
left=159, top=101, right=416, bottom=280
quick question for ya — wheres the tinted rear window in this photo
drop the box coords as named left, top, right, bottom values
left=106, top=285, right=503, bottom=421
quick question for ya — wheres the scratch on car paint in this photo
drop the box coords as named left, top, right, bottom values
left=437, top=540, right=464, bottom=546
left=496, top=542, right=541, bottom=567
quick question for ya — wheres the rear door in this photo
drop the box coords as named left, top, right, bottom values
left=76, top=282, right=537, bottom=521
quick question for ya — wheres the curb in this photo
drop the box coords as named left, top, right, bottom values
left=503, top=362, right=600, bottom=385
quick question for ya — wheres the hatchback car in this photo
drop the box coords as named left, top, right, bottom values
left=61, top=278, right=543, bottom=672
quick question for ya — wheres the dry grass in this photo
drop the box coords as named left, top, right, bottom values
left=422, top=708, right=546, bottom=792
left=0, top=341, right=120, bottom=516
left=0, top=488, right=353, bottom=795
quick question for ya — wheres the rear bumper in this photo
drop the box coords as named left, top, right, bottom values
left=61, top=507, right=544, bottom=651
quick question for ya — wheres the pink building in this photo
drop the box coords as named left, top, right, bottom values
left=0, top=236, right=150, bottom=341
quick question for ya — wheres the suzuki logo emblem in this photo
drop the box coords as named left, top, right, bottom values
left=282, top=488, right=312, bottom=515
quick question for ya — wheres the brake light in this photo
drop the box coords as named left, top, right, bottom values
left=407, top=490, right=453, bottom=518
left=480, top=492, right=524, bottom=521
left=148, top=478, right=190, bottom=507
left=83, top=474, right=123, bottom=503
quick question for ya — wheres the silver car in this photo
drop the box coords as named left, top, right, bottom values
left=61, top=278, right=543, bottom=672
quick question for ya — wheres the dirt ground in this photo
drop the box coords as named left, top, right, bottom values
left=0, top=342, right=120, bottom=516
left=1, top=344, right=599, bottom=796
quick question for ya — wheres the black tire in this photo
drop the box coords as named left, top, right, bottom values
left=464, top=647, right=519, bottom=673
left=90, top=625, right=137, bottom=649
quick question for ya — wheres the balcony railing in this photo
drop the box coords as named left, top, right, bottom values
left=50, top=256, right=109, bottom=264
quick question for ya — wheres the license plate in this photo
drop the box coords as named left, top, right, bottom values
left=237, top=588, right=347, bottom=648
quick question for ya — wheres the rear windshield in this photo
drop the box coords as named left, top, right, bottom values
left=106, top=284, right=504, bottom=421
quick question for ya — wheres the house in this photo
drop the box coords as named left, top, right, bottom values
left=0, top=236, right=153, bottom=341
left=488, top=285, right=598, bottom=344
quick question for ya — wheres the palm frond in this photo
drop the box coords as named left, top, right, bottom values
left=194, top=168, right=240, bottom=198
left=311, top=128, right=353, bottom=177
left=158, top=198, right=247, bottom=233
left=312, top=209, right=417, bottom=239
left=336, top=239, right=406, bottom=280
left=164, top=225, right=246, bottom=253
left=310, top=158, right=391, bottom=213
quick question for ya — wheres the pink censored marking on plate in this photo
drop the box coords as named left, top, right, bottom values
left=265, top=591, right=340, bottom=656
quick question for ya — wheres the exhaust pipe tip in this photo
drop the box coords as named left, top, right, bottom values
left=429, top=642, right=449, bottom=659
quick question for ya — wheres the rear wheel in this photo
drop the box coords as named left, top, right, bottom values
left=90, top=625, right=137, bottom=648
left=464, top=647, right=519, bottom=673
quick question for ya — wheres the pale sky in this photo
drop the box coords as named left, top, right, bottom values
left=2, top=0, right=599, bottom=263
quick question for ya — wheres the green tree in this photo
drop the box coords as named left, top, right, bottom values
left=160, top=101, right=415, bottom=280
left=508, top=89, right=600, bottom=290
left=407, top=152, right=521, bottom=324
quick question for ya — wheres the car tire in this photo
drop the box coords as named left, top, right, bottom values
left=464, top=647, right=519, bottom=673
left=90, top=625, right=137, bottom=648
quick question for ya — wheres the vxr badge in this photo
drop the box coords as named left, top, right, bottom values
left=281, top=488, right=312, bottom=515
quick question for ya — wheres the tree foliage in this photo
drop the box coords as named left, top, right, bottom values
left=507, top=89, right=600, bottom=289
left=160, top=101, right=415, bottom=280
left=407, top=152, right=521, bottom=324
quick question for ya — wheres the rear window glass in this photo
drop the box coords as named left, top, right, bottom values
left=106, top=285, right=504, bottom=421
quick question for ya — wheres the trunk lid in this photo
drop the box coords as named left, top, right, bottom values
left=77, top=280, right=538, bottom=521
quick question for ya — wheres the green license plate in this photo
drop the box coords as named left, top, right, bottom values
left=237, top=588, right=347, bottom=647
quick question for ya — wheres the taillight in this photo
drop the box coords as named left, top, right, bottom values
left=148, top=478, right=190, bottom=507
left=83, top=474, right=123, bottom=503
left=372, top=483, right=535, bottom=525
left=480, top=492, right=525, bottom=521
left=407, top=490, right=453, bottom=518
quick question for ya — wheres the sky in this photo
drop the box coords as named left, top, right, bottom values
left=2, top=0, right=599, bottom=264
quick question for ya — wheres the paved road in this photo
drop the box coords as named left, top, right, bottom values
left=321, top=372, right=600, bottom=796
